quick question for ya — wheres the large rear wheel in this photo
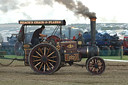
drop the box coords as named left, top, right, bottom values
left=29, top=43, right=61, bottom=74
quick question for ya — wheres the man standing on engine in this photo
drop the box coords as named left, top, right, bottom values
left=31, top=25, right=47, bottom=46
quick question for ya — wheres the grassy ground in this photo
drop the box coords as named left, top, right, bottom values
left=101, top=55, right=128, bottom=60
left=4, top=55, right=24, bottom=59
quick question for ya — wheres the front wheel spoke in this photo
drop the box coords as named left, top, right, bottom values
left=92, top=67, right=95, bottom=72
left=89, top=65, right=94, bottom=68
left=94, top=59, right=97, bottom=64
left=89, top=66, right=93, bottom=69
left=33, top=59, right=41, bottom=62
left=98, top=62, right=103, bottom=66
left=34, top=62, right=41, bottom=67
left=47, top=51, right=55, bottom=58
left=88, top=63, right=94, bottom=67
left=36, top=51, right=42, bottom=57
left=98, top=66, right=103, bottom=69
left=48, top=59, right=56, bottom=63
left=89, top=63, right=94, bottom=66
left=95, top=68, right=99, bottom=72
left=90, top=60, right=94, bottom=64
left=97, top=60, right=101, bottom=63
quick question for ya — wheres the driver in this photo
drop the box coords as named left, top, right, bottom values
left=31, top=25, right=47, bottom=46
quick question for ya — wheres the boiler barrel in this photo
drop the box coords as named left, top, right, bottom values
left=77, top=46, right=99, bottom=58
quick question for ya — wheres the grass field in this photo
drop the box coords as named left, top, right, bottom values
left=101, top=55, right=128, bottom=60
left=4, top=55, right=24, bottom=59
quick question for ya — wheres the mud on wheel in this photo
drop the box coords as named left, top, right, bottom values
left=86, top=56, right=105, bottom=75
left=29, top=43, right=61, bottom=74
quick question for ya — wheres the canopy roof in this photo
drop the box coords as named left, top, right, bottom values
left=19, top=20, right=66, bottom=25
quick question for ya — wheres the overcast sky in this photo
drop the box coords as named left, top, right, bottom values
left=0, top=0, right=128, bottom=24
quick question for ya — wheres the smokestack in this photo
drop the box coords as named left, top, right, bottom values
left=90, top=17, right=97, bottom=46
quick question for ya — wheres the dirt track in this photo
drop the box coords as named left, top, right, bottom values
left=0, top=61, right=128, bottom=85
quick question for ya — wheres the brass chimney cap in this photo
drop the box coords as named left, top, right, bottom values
left=89, top=17, right=97, bottom=21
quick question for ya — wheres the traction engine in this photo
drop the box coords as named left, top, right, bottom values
left=18, top=18, right=105, bottom=75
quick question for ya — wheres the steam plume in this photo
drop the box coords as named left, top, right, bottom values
left=0, top=0, right=95, bottom=19
left=54, top=0, right=96, bottom=18
left=36, top=0, right=53, bottom=6
left=35, top=0, right=95, bottom=18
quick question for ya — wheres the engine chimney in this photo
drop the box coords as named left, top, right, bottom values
left=90, top=17, right=96, bottom=46
left=77, top=17, right=99, bottom=58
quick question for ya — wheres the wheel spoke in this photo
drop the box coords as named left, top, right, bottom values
left=43, top=64, right=46, bottom=72
left=38, top=48, right=43, bottom=55
left=97, top=60, right=102, bottom=64
left=39, top=62, right=43, bottom=70
left=89, top=65, right=95, bottom=67
left=97, top=60, right=101, bottom=63
left=47, top=48, right=51, bottom=55
left=98, top=62, right=102, bottom=66
left=44, top=47, right=46, bottom=56
left=36, top=51, right=42, bottom=57
left=34, top=62, right=41, bottom=67
left=48, top=59, right=56, bottom=63
left=90, top=60, right=94, bottom=64
left=98, top=66, right=103, bottom=69
left=89, top=66, right=93, bottom=69
left=94, top=59, right=97, bottom=64
left=49, top=56, right=57, bottom=59
left=92, top=68, right=95, bottom=72
left=33, top=59, right=41, bottom=62
left=89, top=63, right=94, bottom=66
left=46, top=63, right=50, bottom=71
left=48, top=62, right=54, bottom=69
left=32, top=55, right=40, bottom=58
left=95, top=68, right=99, bottom=72
left=47, top=51, right=55, bottom=57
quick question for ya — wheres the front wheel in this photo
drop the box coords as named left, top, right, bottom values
left=28, top=43, right=61, bottom=75
left=86, top=56, right=105, bottom=75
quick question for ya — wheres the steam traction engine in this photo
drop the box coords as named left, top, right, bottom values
left=19, top=18, right=105, bottom=75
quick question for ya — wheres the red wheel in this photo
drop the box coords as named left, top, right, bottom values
left=86, top=57, right=105, bottom=75
left=46, top=35, right=60, bottom=46
left=29, top=43, right=61, bottom=74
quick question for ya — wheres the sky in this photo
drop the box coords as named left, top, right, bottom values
left=0, top=0, right=128, bottom=24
